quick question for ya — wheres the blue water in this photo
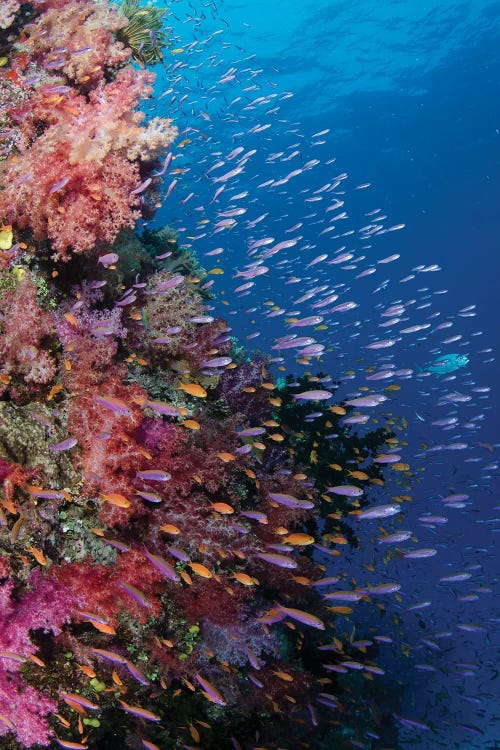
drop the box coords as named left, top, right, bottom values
left=147, top=1, right=499, bottom=747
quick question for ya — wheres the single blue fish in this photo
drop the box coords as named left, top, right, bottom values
left=422, top=353, right=469, bottom=375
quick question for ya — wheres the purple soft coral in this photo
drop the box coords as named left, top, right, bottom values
left=0, top=571, right=80, bottom=746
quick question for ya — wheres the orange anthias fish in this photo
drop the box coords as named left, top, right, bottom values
left=189, top=562, right=213, bottom=579
left=101, top=493, right=131, bottom=509
left=27, top=546, right=47, bottom=566
left=159, top=523, right=181, bottom=535
left=216, top=452, right=235, bottom=462
left=178, top=383, right=207, bottom=398
left=232, top=572, right=259, bottom=586
left=182, top=419, right=201, bottom=430
left=211, top=502, right=234, bottom=514
left=284, top=533, right=315, bottom=546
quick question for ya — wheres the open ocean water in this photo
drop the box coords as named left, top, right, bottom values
left=147, top=0, right=499, bottom=747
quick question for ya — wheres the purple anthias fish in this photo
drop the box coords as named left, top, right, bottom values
left=143, top=550, right=180, bottom=582
left=119, top=581, right=151, bottom=608
left=254, top=552, right=297, bottom=569
left=378, top=531, right=412, bottom=544
left=136, top=490, right=162, bottom=503
left=357, top=504, right=401, bottom=520
left=194, top=672, right=227, bottom=706
left=402, top=548, right=438, bottom=559
left=345, top=394, right=387, bottom=407
left=136, top=470, right=171, bottom=482
left=323, top=591, right=364, bottom=602
left=294, top=390, right=333, bottom=401
left=49, top=437, right=78, bottom=452
left=125, top=659, right=149, bottom=685
left=119, top=700, right=161, bottom=722
left=97, top=252, right=119, bottom=267
left=93, top=395, right=131, bottom=416
left=268, top=492, right=314, bottom=509
left=327, top=485, right=364, bottom=498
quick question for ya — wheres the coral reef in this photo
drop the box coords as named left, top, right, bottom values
left=0, top=3, right=401, bottom=750
left=0, top=570, right=80, bottom=746
left=0, top=0, right=176, bottom=258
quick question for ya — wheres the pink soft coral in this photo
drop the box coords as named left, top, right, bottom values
left=0, top=132, right=142, bottom=259
left=0, top=274, right=57, bottom=396
left=0, top=570, right=80, bottom=747
left=24, top=0, right=131, bottom=87
left=0, top=10, right=177, bottom=259
left=0, top=0, right=20, bottom=30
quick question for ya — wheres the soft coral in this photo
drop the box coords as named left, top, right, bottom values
left=1, top=29, right=176, bottom=258
left=0, top=274, right=57, bottom=397
left=0, top=570, right=80, bottom=747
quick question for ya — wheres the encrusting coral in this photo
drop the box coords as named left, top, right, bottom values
left=0, top=2, right=401, bottom=749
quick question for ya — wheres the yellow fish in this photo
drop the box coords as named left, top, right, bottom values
left=159, top=523, right=181, bottom=535
left=216, top=452, right=235, bottom=462
left=284, top=533, right=315, bottom=546
left=273, top=671, right=294, bottom=682
left=232, top=572, right=258, bottom=586
left=330, top=406, right=346, bottom=415
left=63, top=312, right=79, bottom=327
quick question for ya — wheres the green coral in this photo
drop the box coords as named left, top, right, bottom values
left=178, top=622, right=200, bottom=660
left=125, top=365, right=185, bottom=404
left=74, top=229, right=152, bottom=298
left=142, top=225, right=210, bottom=297
left=0, top=265, right=18, bottom=300
left=90, top=678, right=106, bottom=693
left=0, top=77, right=29, bottom=162
left=0, top=266, right=56, bottom=312
left=0, top=402, right=78, bottom=488
left=56, top=510, right=118, bottom=565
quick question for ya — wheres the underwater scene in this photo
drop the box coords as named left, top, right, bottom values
left=0, top=0, right=498, bottom=749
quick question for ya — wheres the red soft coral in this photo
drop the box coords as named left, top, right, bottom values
left=65, top=377, right=149, bottom=523
left=173, top=577, right=252, bottom=627
left=53, top=548, right=166, bottom=628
